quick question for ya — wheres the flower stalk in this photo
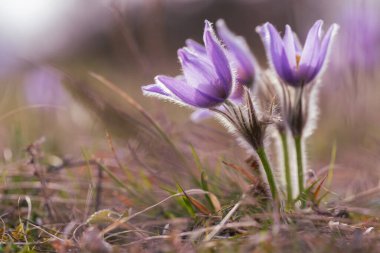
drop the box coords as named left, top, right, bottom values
left=294, top=135, right=305, bottom=207
left=211, top=89, right=278, bottom=201
left=256, top=147, right=277, bottom=200
left=280, top=132, right=292, bottom=207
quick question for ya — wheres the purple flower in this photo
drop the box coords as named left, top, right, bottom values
left=190, top=83, right=245, bottom=122
left=256, top=20, right=339, bottom=87
left=185, top=19, right=257, bottom=121
left=187, top=19, right=257, bottom=87
left=23, top=66, right=67, bottom=106
left=216, top=19, right=257, bottom=86
left=142, top=20, right=233, bottom=108
left=338, top=3, right=380, bottom=71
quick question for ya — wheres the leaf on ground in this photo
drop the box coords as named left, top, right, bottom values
left=86, top=209, right=121, bottom=225
left=177, top=184, right=211, bottom=215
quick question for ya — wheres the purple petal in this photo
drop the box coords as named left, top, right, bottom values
left=190, top=109, right=214, bottom=122
left=299, top=20, right=323, bottom=70
left=185, top=39, right=207, bottom=56
left=283, top=25, right=297, bottom=69
left=229, top=83, right=245, bottom=104
left=142, top=83, right=171, bottom=97
left=178, top=48, right=226, bottom=98
left=191, top=103, right=226, bottom=122
left=315, top=24, right=339, bottom=73
left=216, top=19, right=256, bottom=85
left=257, top=23, right=296, bottom=85
left=156, top=75, right=225, bottom=107
left=305, top=24, right=339, bottom=82
left=293, top=33, right=303, bottom=54
left=203, top=20, right=233, bottom=95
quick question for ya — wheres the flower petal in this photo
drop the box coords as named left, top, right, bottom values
left=185, top=39, right=207, bottom=56
left=293, top=33, right=303, bottom=54
left=203, top=20, right=233, bottom=95
left=216, top=19, right=256, bottom=84
left=305, top=24, right=339, bottom=82
left=190, top=109, right=214, bottom=122
left=316, top=24, right=339, bottom=73
left=283, top=25, right=297, bottom=69
left=156, top=75, right=225, bottom=107
left=299, top=20, right=323, bottom=69
left=229, top=83, right=245, bottom=104
left=257, top=23, right=296, bottom=85
left=178, top=48, right=226, bottom=98
left=142, top=83, right=171, bottom=97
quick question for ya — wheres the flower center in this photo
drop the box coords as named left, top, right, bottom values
left=295, top=53, right=301, bottom=69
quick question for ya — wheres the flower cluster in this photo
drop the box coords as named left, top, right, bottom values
left=142, top=19, right=338, bottom=207
left=257, top=21, right=338, bottom=203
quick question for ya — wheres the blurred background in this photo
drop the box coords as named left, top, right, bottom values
left=0, top=0, right=379, bottom=200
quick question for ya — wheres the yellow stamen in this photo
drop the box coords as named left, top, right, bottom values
left=295, top=54, right=301, bottom=68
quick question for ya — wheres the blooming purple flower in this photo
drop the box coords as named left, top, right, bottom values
left=186, top=19, right=257, bottom=87
left=142, top=20, right=233, bottom=108
left=256, top=20, right=339, bottom=87
left=185, top=19, right=257, bottom=121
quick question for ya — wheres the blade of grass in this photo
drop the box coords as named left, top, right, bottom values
left=97, top=163, right=129, bottom=192
left=81, top=148, right=95, bottom=186
left=190, top=145, right=203, bottom=173
left=312, top=175, right=327, bottom=203
left=190, top=146, right=219, bottom=212
left=327, top=140, right=337, bottom=189
left=294, top=177, right=321, bottom=204
left=176, top=184, right=197, bottom=217
left=201, top=171, right=217, bottom=213
left=316, top=191, right=330, bottom=206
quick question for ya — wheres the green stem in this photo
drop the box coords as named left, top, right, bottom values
left=280, top=133, right=293, bottom=208
left=257, top=147, right=277, bottom=200
left=294, top=135, right=305, bottom=207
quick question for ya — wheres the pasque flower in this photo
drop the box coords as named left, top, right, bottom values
left=257, top=21, right=339, bottom=206
left=256, top=20, right=339, bottom=87
left=142, top=20, right=233, bottom=108
left=187, top=19, right=257, bottom=87
left=186, top=19, right=257, bottom=121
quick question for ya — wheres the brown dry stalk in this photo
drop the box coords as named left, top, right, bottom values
left=89, top=72, right=185, bottom=164
left=223, top=161, right=258, bottom=184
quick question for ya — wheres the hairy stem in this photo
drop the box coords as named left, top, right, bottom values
left=256, top=147, right=277, bottom=201
left=294, top=135, right=305, bottom=207
left=280, top=133, right=293, bottom=208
